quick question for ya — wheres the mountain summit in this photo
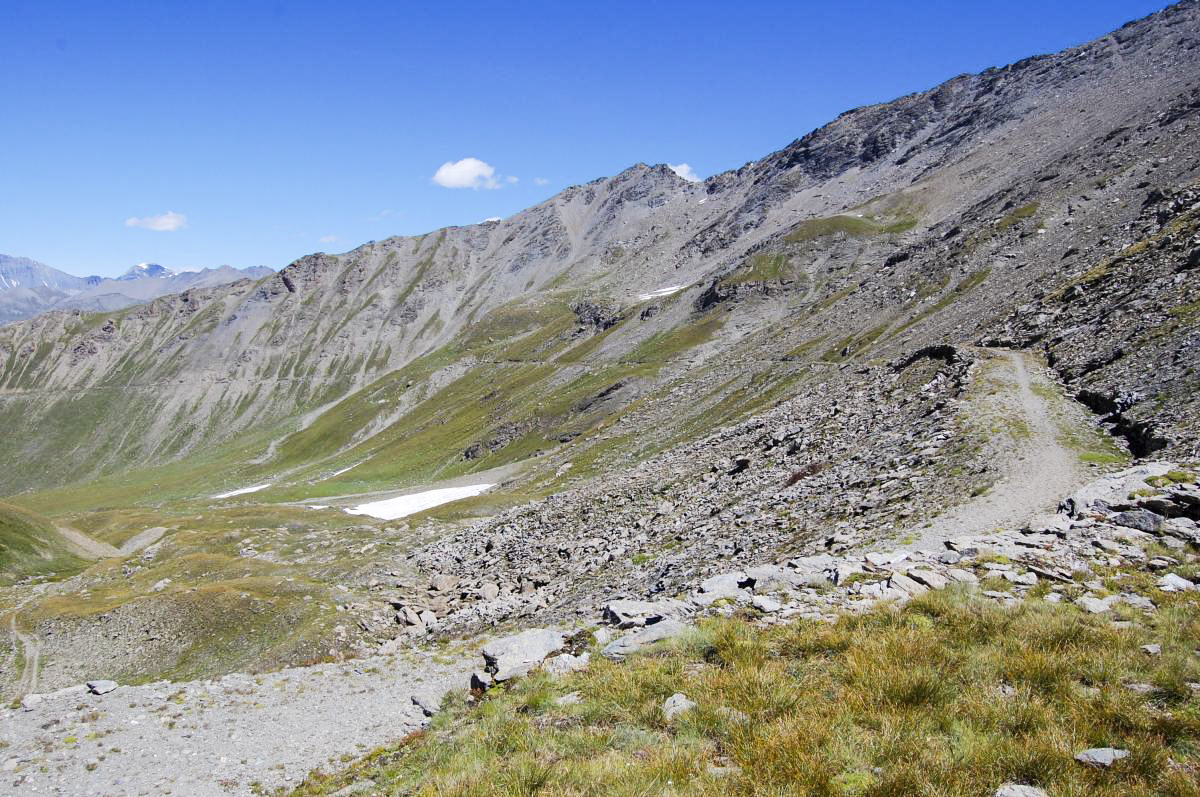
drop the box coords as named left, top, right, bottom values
left=116, top=262, right=176, bottom=281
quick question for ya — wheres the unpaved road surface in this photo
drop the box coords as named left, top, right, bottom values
left=899, top=349, right=1092, bottom=552
left=8, top=615, right=40, bottom=697
left=0, top=649, right=473, bottom=796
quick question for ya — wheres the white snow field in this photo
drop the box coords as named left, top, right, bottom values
left=211, top=483, right=272, bottom=499
left=345, top=483, right=494, bottom=520
left=637, top=285, right=685, bottom=301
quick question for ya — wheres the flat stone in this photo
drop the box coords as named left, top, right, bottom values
left=908, top=569, right=948, bottom=590
left=1141, top=643, right=1161, bottom=656
left=662, top=692, right=696, bottom=722
left=603, top=599, right=689, bottom=629
left=995, top=784, right=1049, bottom=797
left=1120, top=593, right=1157, bottom=611
left=1074, top=747, right=1129, bottom=768
left=945, top=568, right=979, bottom=583
left=410, top=692, right=439, bottom=717
left=482, top=628, right=565, bottom=681
left=602, top=619, right=689, bottom=660
left=554, top=692, right=582, bottom=707
left=86, top=680, right=118, bottom=695
left=1157, top=573, right=1197, bottom=592
left=543, top=652, right=590, bottom=676
left=1074, top=595, right=1114, bottom=614
left=888, top=571, right=928, bottom=596
left=866, top=550, right=908, bottom=567
left=698, top=572, right=749, bottom=593
left=751, top=595, right=783, bottom=613
left=1111, top=509, right=1165, bottom=533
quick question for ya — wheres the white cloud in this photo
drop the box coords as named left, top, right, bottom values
left=506, top=175, right=519, bottom=184
left=319, top=235, right=338, bottom=243
left=483, top=216, right=502, bottom=223
left=534, top=177, right=550, bottom=186
left=368, top=208, right=396, bottom=222
left=432, top=157, right=502, bottom=190
left=124, top=210, right=187, bottom=231
left=668, top=163, right=702, bottom=182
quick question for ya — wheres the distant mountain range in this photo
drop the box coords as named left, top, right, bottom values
left=0, top=255, right=273, bottom=324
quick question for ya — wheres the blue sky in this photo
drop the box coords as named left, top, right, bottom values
left=1, top=0, right=1169, bottom=278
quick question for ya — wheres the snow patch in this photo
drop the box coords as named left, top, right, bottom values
left=212, top=484, right=272, bottom=499
left=345, top=484, right=494, bottom=520
left=307, top=505, right=329, bottom=510
left=325, top=465, right=357, bottom=480
left=637, top=285, right=685, bottom=301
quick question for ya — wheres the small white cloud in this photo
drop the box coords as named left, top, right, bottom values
left=483, top=216, right=502, bottom=223
left=505, top=175, right=519, bottom=184
left=432, top=157, right=503, bottom=190
left=668, top=163, right=701, bottom=182
left=368, top=208, right=396, bottom=222
left=533, top=177, right=550, bottom=186
left=124, top=211, right=187, bottom=231
left=319, top=235, right=338, bottom=243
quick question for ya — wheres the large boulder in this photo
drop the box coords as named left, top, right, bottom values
left=482, top=628, right=566, bottom=681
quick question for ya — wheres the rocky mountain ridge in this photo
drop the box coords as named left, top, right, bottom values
left=0, top=254, right=272, bottom=326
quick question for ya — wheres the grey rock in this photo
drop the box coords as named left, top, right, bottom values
left=602, top=619, right=689, bottom=660
left=698, top=571, right=750, bottom=593
left=662, top=692, right=697, bottom=722
left=603, top=598, right=689, bottom=628
left=1074, top=747, right=1129, bottom=767
left=751, top=595, right=783, bottom=613
left=554, top=691, right=582, bottom=707
left=888, top=572, right=928, bottom=597
left=995, top=784, right=1049, bottom=797
left=86, top=680, right=118, bottom=695
left=1075, top=595, right=1115, bottom=614
left=482, top=628, right=566, bottom=681
left=410, top=692, right=439, bottom=717
left=1157, top=573, right=1197, bottom=592
left=1111, top=509, right=1165, bottom=533
left=1120, top=593, right=1157, bottom=611
left=908, top=569, right=948, bottom=590
left=1141, top=643, right=1161, bottom=655
left=470, top=670, right=495, bottom=691
left=543, top=652, right=590, bottom=676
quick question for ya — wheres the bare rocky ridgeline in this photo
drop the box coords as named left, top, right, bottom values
left=1, top=2, right=1200, bottom=795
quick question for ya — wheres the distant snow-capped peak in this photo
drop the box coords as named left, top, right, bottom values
left=117, top=263, right=177, bottom=281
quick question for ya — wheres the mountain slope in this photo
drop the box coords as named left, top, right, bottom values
left=0, top=501, right=91, bottom=585
left=0, top=255, right=98, bottom=325
left=0, top=0, right=1197, bottom=505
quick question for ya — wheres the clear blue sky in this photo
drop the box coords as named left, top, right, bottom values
left=1, top=0, right=1169, bottom=277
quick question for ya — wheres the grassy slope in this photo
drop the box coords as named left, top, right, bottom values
left=0, top=501, right=89, bottom=584
left=289, top=581, right=1200, bottom=797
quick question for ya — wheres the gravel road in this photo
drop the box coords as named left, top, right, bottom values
left=0, top=648, right=473, bottom=796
